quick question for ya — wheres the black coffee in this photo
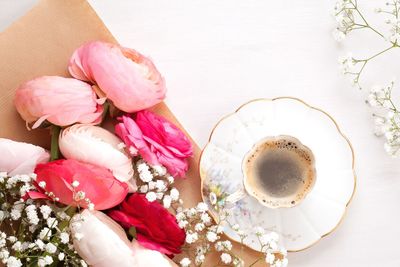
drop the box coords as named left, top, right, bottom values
left=243, top=136, right=316, bottom=208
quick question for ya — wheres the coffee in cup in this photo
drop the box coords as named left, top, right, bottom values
left=242, top=135, right=316, bottom=208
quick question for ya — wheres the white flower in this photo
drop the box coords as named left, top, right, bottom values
left=139, top=185, right=149, bottom=193
left=194, top=223, right=205, bottom=232
left=38, top=255, right=53, bottom=267
left=185, top=232, right=199, bottom=244
left=196, top=202, right=208, bottom=212
left=80, top=260, right=88, bottom=267
left=139, top=169, right=153, bottom=183
left=206, top=231, right=218, bottom=242
left=72, top=180, right=80, bottom=188
left=59, top=232, right=69, bottom=244
left=7, top=236, right=17, bottom=243
left=180, top=258, right=191, bottom=267
left=167, top=175, right=174, bottom=184
left=201, top=213, right=211, bottom=224
left=25, top=205, right=39, bottom=225
left=6, top=256, right=22, bottom=267
left=170, top=188, right=179, bottom=201
left=58, top=252, right=65, bottom=261
left=195, top=254, right=205, bottom=265
left=47, top=217, right=58, bottom=228
left=35, top=239, right=45, bottom=250
left=0, top=249, right=9, bottom=260
left=59, top=125, right=134, bottom=183
left=221, top=253, right=232, bottom=264
left=155, top=180, right=166, bottom=191
left=40, top=205, right=52, bottom=219
left=39, top=227, right=51, bottom=240
left=11, top=241, right=22, bottom=252
left=223, top=240, right=232, bottom=250
left=10, top=207, right=22, bottom=221
left=266, top=252, right=275, bottom=264
left=255, top=226, right=265, bottom=236
left=45, top=243, right=57, bottom=254
left=152, top=165, right=167, bottom=176
left=163, top=195, right=172, bottom=208
left=145, top=192, right=157, bottom=202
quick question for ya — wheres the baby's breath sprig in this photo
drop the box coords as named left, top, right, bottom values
left=334, top=0, right=400, bottom=156
left=0, top=172, right=86, bottom=267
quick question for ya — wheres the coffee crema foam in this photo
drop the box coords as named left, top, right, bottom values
left=242, top=136, right=316, bottom=208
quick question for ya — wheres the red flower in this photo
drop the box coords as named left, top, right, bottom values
left=31, top=159, right=128, bottom=210
left=108, top=193, right=185, bottom=256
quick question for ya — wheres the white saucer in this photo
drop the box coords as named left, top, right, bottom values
left=200, top=97, right=356, bottom=252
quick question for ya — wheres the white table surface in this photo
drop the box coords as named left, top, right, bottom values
left=1, top=1, right=399, bottom=266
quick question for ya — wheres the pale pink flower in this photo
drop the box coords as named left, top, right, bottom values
left=69, top=41, right=166, bottom=112
left=0, top=138, right=49, bottom=176
left=115, top=110, right=193, bottom=177
left=14, top=76, right=103, bottom=129
left=70, top=210, right=177, bottom=267
left=59, top=124, right=136, bottom=191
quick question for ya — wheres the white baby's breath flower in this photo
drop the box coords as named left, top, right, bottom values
left=35, top=239, right=45, bottom=250
left=163, top=195, right=172, bottom=208
left=139, top=185, right=149, bottom=193
left=39, top=227, right=51, bottom=240
left=40, top=205, right=52, bottom=219
left=266, top=252, right=275, bottom=264
left=195, top=254, right=205, bottom=265
left=145, top=192, right=157, bottom=202
left=45, top=243, right=57, bottom=254
left=38, top=181, right=46, bottom=188
left=88, top=203, right=95, bottom=211
left=196, top=202, right=208, bottom=212
left=11, top=241, right=22, bottom=252
left=232, top=224, right=240, bottom=231
left=206, top=231, right=218, bottom=242
left=46, top=217, right=58, bottom=228
left=59, top=232, right=69, bottom=244
left=201, top=213, right=211, bottom=224
left=221, top=253, right=232, bottom=264
left=72, top=180, right=80, bottom=188
left=155, top=180, right=166, bottom=191
left=6, top=256, right=22, bottom=267
left=58, top=252, right=65, bottom=261
left=170, top=188, right=179, bottom=201
left=180, top=258, right=191, bottom=267
left=152, top=165, right=167, bottom=176
left=185, top=232, right=198, bottom=244
left=37, top=255, right=53, bottom=267
left=194, top=223, right=205, bottom=232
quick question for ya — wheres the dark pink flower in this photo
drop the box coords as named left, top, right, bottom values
left=115, top=110, right=193, bottom=177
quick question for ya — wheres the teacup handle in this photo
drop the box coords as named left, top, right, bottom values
left=225, top=188, right=247, bottom=204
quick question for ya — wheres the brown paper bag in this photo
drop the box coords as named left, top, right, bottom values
left=0, top=0, right=263, bottom=265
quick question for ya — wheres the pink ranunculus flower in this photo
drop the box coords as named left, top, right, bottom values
left=70, top=210, right=177, bottom=267
left=0, top=138, right=50, bottom=176
left=115, top=110, right=193, bottom=177
left=68, top=41, right=166, bottom=113
left=59, top=124, right=136, bottom=191
left=14, top=76, right=104, bottom=129
left=32, top=159, right=128, bottom=210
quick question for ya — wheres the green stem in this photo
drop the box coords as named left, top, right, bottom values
left=50, top=125, right=61, bottom=161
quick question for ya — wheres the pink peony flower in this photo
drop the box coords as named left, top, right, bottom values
left=70, top=210, right=177, bottom=267
left=32, top=159, right=128, bottom=210
left=14, top=76, right=103, bottom=129
left=0, top=138, right=49, bottom=176
left=68, top=41, right=166, bottom=113
left=115, top=110, right=193, bottom=177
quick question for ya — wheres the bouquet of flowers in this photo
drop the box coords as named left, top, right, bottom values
left=0, top=41, right=287, bottom=267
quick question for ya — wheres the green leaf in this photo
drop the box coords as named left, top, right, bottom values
left=128, top=227, right=137, bottom=239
